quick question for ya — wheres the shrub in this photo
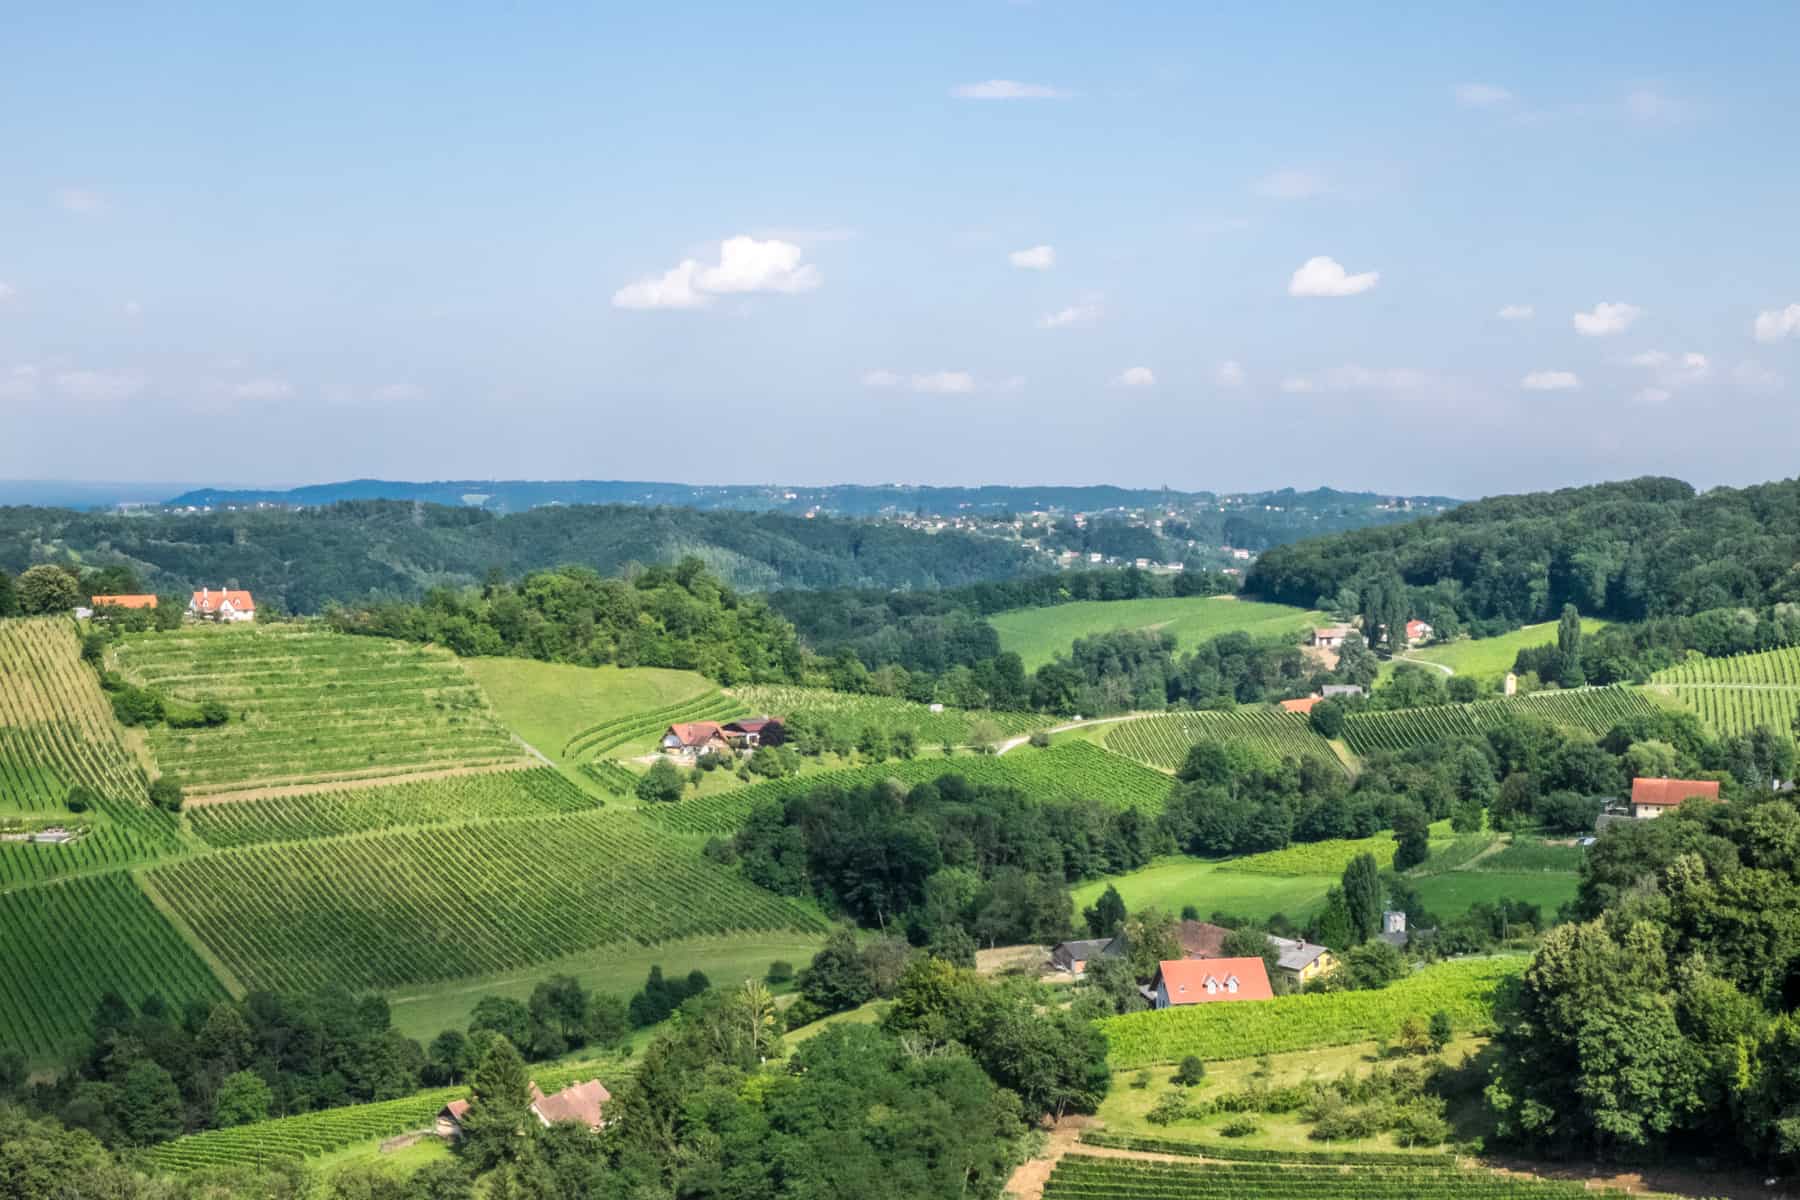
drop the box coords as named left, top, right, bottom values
left=1028, top=730, right=1052, bottom=749
left=1146, top=1091, right=1192, bottom=1126
left=1219, top=1117, right=1259, bottom=1138
left=766, top=960, right=794, bottom=985
left=64, top=786, right=96, bottom=814
left=1428, top=1010, right=1453, bottom=1051
left=148, top=777, right=184, bottom=813
left=1130, top=1070, right=1151, bottom=1090
left=635, top=759, right=685, bottom=804
left=1173, top=1055, right=1206, bottom=1087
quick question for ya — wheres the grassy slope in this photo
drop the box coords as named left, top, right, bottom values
left=463, top=657, right=714, bottom=762
left=384, top=932, right=828, bottom=1043
left=989, top=597, right=1323, bottom=671
left=1379, top=618, right=1609, bottom=683
left=1070, top=858, right=1337, bottom=923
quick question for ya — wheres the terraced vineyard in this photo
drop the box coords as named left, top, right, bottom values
left=1099, top=957, right=1521, bottom=1067
left=579, top=760, right=640, bottom=796
left=115, top=625, right=527, bottom=794
left=1043, top=1155, right=1616, bottom=1199
left=563, top=690, right=746, bottom=759
left=1653, top=644, right=1800, bottom=686
left=186, top=766, right=597, bottom=847
left=1340, top=686, right=1659, bottom=757
left=146, top=1058, right=624, bottom=1171
left=730, top=685, right=1055, bottom=746
left=0, top=871, right=227, bottom=1061
left=148, top=811, right=829, bottom=992
left=1104, top=708, right=1343, bottom=772
left=645, top=741, right=1171, bottom=835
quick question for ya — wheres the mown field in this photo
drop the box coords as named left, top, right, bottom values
left=1099, top=956, right=1523, bottom=1067
left=114, top=625, right=527, bottom=795
left=1069, top=858, right=1339, bottom=925
left=1378, top=617, right=1609, bottom=683
left=462, top=657, right=715, bottom=761
left=989, top=596, right=1322, bottom=671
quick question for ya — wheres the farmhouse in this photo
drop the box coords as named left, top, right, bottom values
left=530, top=1079, right=610, bottom=1130
left=435, top=1099, right=472, bottom=1138
left=661, top=721, right=732, bottom=758
left=1405, top=619, right=1434, bottom=645
left=91, top=594, right=158, bottom=611
left=1151, top=957, right=1274, bottom=1008
left=722, top=716, right=782, bottom=748
left=1051, top=937, right=1119, bottom=974
left=189, top=588, right=255, bottom=622
left=1310, top=625, right=1354, bottom=649
left=1267, top=935, right=1337, bottom=986
left=1630, top=776, right=1721, bottom=819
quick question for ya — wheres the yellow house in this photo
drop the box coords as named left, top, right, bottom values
left=1267, top=936, right=1337, bottom=986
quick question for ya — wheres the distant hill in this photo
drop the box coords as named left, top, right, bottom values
left=162, top=477, right=1460, bottom=521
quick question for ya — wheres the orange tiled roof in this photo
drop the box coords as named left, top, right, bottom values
left=1630, top=777, right=1720, bottom=807
left=1156, top=956, right=1274, bottom=1004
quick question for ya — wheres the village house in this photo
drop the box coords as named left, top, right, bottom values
left=1267, top=935, right=1337, bottom=986
left=188, top=588, right=255, bottom=622
left=436, top=1078, right=611, bottom=1139
left=91, top=594, right=158, bottom=612
left=1405, top=619, right=1434, bottom=645
left=661, top=721, right=733, bottom=759
left=1310, top=624, right=1354, bottom=649
left=1630, top=776, right=1721, bottom=819
left=1151, top=957, right=1274, bottom=1008
left=1053, top=920, right=1233, bottom=975
left=1050, top=937, right=1118, bottom=975
left=721, top=716, right=782, bottom=748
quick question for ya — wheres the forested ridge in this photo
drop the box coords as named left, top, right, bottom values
left=1248, top=476, right=1800, bottom=624
left=0, top=501, right=1044, bottom=611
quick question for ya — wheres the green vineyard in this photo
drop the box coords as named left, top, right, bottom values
left=1222, top=829, right=1407, bottom=877
left=563, top=690, right=746, bottom=759
left=1098, top=957, right=1521, bottom=1068
left=1042, top=1155, right=1619, bottom=1199
left=1339, top=687, right=1658, bottom=757
left=185, top=766, right=598, bottom=847
left=0, top=871, right=227, bottom=1062
left=729, top=684, right=1055, bottom=746
left=145, top=1058, right=623, bottom=1171
left=1652, top=644, right=1800, bottom=686
left=1664, top=685, right=1800, bottom=743
left=115, top=625, right=527, bottom=794
left=578, top=760, right=640, bottom=796
left=644, top=741, right=1171, bottom=836
left=148, top=811, right=829, bottom=993
left=1103, top=708, right=1343, bottom=772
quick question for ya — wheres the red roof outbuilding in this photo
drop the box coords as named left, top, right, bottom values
left=1279, top=696, right=1322, bottom=715
left=91, top=594, right=158, bottom=610
left=1630, top=777, right=1721, bottom=808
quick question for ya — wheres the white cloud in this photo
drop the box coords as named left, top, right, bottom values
left=1734, top=361, right=1783, bottom=392
left=0, top=282, right=15, bottom=303
left=1254, top=169, right=1328, bottom=200
left=1288, top=256, right=1379, bottom=298
left=1215, top=360, right=1247, bottom=387
left=54, top=187, right=106, bottom=214
left=912, top=371, right=977, bottom=394
left=1009, top=244, right=1055, bottom=270
left=1572, top=301, right=1643, bottom=336
left=1497, top=304, right=1534, bottom=320
left=1754, top=303, right=1800, bottom=343
left=0, top=365, right=41, bottom=401
left=751, top=227, right=857, bottom=246
left=861, top=370, right=903, bottom=389
left=863, top=370, right=985, bottom=394
left=371, top=382, right=424, bottom=403
left=232, top=377, right=294, bottom=401
left=1521, top=370, right=1581, bottom=391
left=1039, top=298, right=1100, bottom=329
left=613, top=236, right=821, bottom=310
left=951, top=80, right=1071, bottom=100
left=1628, top=350, right=1710, bottom=389
left=1455, top=83, right=1514, bottom=108
left=1283, top=365, right=1427, bottom=392
left=1115, top=367, right=1155, bottom=388
left=53, top=369, right=144, bottom=402
left=1632, top=387, right=1672, bottom=406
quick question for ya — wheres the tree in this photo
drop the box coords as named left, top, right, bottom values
left=1339, top=939, right=1406, bottom=990
left=635, top=758, right=685, bottom=804
left=0, top=569, right=16, bottom=618
left=119, top=1059, right=183, bottom=1145
left=16, top=565, right=79, bottom=615
left=1390, top=801, right=1432, bottom=872
left=1083, top=884, right=1127, bottom=939
left=1428, top=1010, right=1453, bottom=1051
left=468, top=996, right=531, bottom=1049
left=148, top=777, right=183, bottom=813
left=1340, top=853, right=1382, bottom=943
left=1173, top=1055, right=1206, bottom=1086
left=1309, top=699, right=1347, bottom=738
left=1558, top=603, right=1585, bottom=686
left=799, top=930, right=876, bottom=1014
left=458, top=1036, right=533, bottom=1167
left=214, top=1069, right=273, bottom=1126
left=584, top=994, right=631, bottom=1052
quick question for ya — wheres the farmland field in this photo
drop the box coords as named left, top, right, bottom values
left=1339, top=686, right=1657, bottom=757
left=147, top=810, right=829, bottom=993
left=1099, top=956, right=1523, bottom=1067
left=115, top=625, right=527, bottom=794
left=729, top=684, right=1054, bottom=746
left=1104, top=708, right=1343, bottom=772
left=186, top=766, right=598, bottom=847
left=1413, top=870, right=1579, bottom=916
left=989, top=596, right=1322, bottom=671
left=642, top=741, right=1172, bottom=835
left=1069, top=857, right=1338, bottom=924
left=463, top=657, right=715, bottom=761
left=1379, top=617, right=1608, bottom=683
left=0, top=870, right=227, bottom=1063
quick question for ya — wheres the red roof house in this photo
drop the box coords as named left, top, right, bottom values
left=1404, top=619, right=1433, bottom=644
left=189, top=588, right=255, bottom=622
left=1630, top=777, right=1720, bottom=818
left=1152, top=957, right=1274, bottom=1008
left=661, top=721, right=731, bottom=757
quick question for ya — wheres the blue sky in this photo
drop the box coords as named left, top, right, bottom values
left=2, top=2, right=1796, bottom=496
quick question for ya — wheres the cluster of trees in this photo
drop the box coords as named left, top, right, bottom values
left=328, top=559, right=806, bottom=683
left=1249, top=475, right=1800, bottom=647
left=442, top=976, right=634, bottom=1074
left=0, top=562, right=182, bottom=619
left=1486, top=795, right=1800, bottom=1167
left=10, top=986, right=428, bottom=1147
left=729, top=772, right=1161, bottom=951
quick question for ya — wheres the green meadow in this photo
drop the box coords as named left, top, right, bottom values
left=990, top=596, right=1322, bottom=671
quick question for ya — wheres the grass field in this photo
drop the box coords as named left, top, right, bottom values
left=1070, top=857, right=1337, bottom=924
left=462, top=657, right=715, bottom=761
left=1379, top=618, right=1609, bottom=683
left=116, top=625, right=526, bottom=795
left=384, top=932, right=829, bottom=1042
left=989, top=597, right=1322, bottom=671
left=1412, top=870, right=1579, bottom=917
